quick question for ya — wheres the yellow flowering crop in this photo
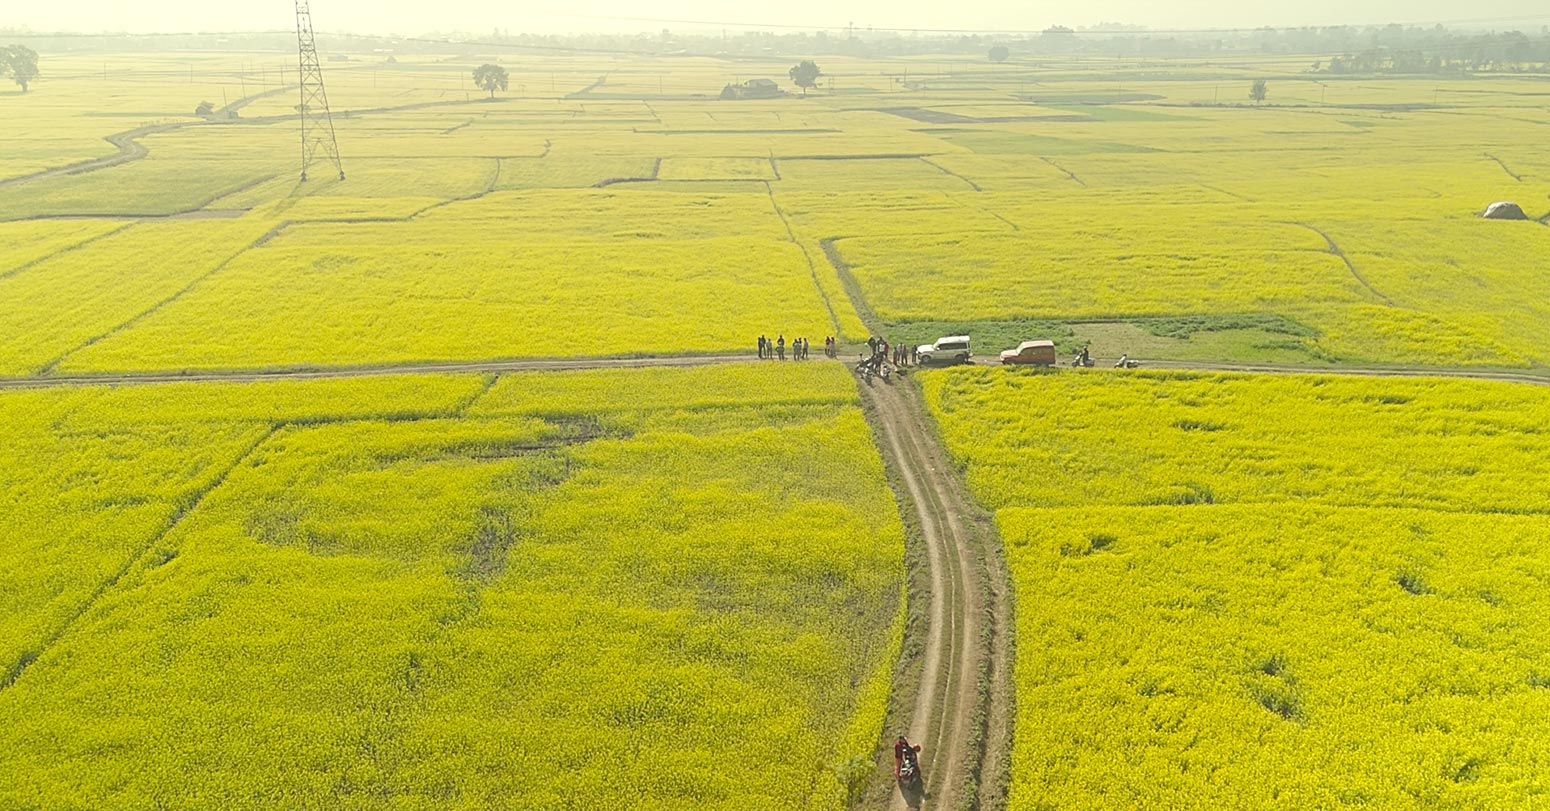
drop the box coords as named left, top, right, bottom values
left=922, top=367, right=1550, bottom=808
left=0, top=363, right=903, bottom=809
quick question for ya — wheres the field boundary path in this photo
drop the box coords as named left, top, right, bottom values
left=1, top=423, right=280, bottom=691
left=0, top=122, right=186, bottom=190
left=0, top=86, right=295, bottom=192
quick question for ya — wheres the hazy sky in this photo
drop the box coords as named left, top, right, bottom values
left=5, top=0, right=1548, bottom=36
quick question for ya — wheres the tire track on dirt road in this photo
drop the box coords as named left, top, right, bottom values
left=863, top=375, right=1012, bottom=811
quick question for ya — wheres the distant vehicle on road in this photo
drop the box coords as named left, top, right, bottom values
left=916, top=335, right=971, bottom=366
left=1000, top=340, right=1057, bottom=366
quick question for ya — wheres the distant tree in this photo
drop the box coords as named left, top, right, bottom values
left=1, top=45, right=40, bottom=92
left=195, top=100, right=215, bottom=116
left=989, top=45, right=1010, bottom=62
left=788, top=60, right=821, bottom=96
left=1250, top=79, right=1268, bottom=105
left=473, top=63, right=509, bottom=99
left=385, top=55, right=398, bottom=64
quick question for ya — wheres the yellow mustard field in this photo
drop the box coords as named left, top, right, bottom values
left=4, top=52, right=1549, bottom=373
left=0, top=362, right=905, bottom=809
left=4, top=45, right=1550, bottom=810
left=922, top=367, right=1550, bottom=809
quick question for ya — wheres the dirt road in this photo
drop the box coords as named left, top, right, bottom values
left=861, top=374, right=1013, bottom=811
left=839, top=354, right=1550, bottom=811
left=973, top=354, right=1550, bottom=387
left=0, top=353, right=752, bottom=390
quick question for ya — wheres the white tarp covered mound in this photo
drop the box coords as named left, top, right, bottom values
left=1482, top=201, right=1529, bottom=220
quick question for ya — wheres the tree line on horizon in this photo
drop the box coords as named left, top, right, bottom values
left=2, top=24, right=1548, bottom=70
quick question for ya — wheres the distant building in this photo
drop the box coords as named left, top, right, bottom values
left=720, top=78, right=785, bottom=100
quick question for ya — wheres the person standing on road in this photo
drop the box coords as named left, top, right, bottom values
left=911, top=345, right=918, bottom=365
left=758, top=335, right=766, bottom=359
left=777, top=335, right=786, bottom=361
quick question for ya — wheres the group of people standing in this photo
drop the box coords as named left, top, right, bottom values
left=758, top=334, right=832, bottom=361
left=866, top=336, right=917, bottom=367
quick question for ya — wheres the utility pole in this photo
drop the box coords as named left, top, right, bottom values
left=295, top=0, right=345, bottom=181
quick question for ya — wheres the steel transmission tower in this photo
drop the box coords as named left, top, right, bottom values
left=295, top=0, right=344, bottom=181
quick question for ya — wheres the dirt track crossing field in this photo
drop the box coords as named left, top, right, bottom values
left=861, top=372, right=1014, bottom=811
left=0, top=353, right=752, bottom=390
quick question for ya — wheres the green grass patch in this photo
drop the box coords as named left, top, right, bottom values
left=884, top=319, right=1075, bottom=357
left=1134, top=313, right=1318, bottom=340
left=1068, top=322, right=1327, bottom=364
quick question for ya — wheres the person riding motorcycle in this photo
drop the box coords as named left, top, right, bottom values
left=894, top=735, right=922, bottom=782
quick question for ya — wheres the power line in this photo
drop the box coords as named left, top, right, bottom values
left=508, top=12, right=1550, bottom=36
left=385, top=35, right=659, bottom=57
left=2, top=30, right=295, bottom=38
left=2, top=28, right=664, bottom=56
left=6, top=13, right=1550, bottom=41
